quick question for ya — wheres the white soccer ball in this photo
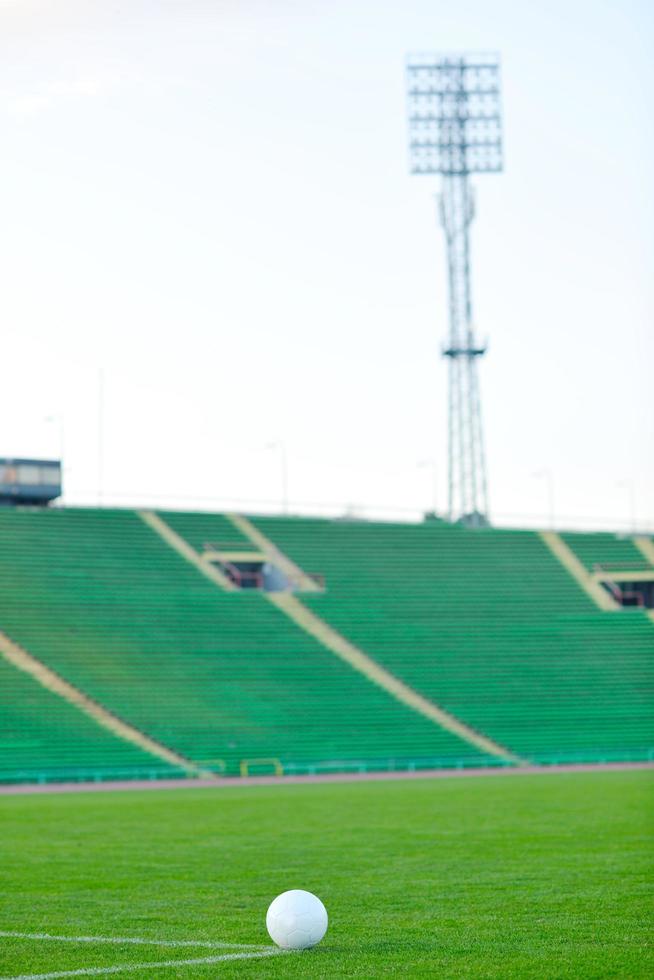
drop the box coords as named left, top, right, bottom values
left=266, top=889, right=328, bottom=950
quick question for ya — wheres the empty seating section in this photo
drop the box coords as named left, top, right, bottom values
left=562, top=532, right=651, bottom=571
left=0, top=657, right=166, bottom=783
left=1, top=507, right=652, bottom=781
left=253, top=517, right=654, bottom=763
left=0, top=509, right=485, bottom=780
left=157, top=511, right=249, bottom=552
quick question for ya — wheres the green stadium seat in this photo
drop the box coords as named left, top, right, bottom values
left=0, top=656, right=175, bottom=783
left=252, top=516, right=654, bottom=764
left=562, top=532, right=652, bottom=572
left=0, top=508, right=488, bottom=780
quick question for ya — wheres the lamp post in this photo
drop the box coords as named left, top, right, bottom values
left=417, top=458, right=439, bottom=515
left=265, top=441, right=288, bottom=515
left=44, top=414, right=65, bottom=460
left=98, top=368, right=105, bottom=506
left=532, top=469, right=555, bottom=530
left=616, top=480, right=636, bottom=533
left=44, top=414, right=65, bottom=502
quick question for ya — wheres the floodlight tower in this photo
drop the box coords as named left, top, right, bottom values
left=406, top=53, right=502, bottom=525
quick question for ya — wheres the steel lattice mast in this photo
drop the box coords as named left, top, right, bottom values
left=406, top=53, right=503, bottom=525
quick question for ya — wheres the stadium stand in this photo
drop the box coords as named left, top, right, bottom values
left=0, top=508, right=490, bottom=782
left=157, top=510, right=251, bottom=551
left=0, top=655, right=169, bottom=783
left=562, top=532, right=652, bottom=572
left=252, top=516, right=654, bottom=764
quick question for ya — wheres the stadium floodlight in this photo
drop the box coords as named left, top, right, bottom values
left=406, top=53, right=503, bottom=525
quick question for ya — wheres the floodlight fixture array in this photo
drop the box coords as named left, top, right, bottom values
left=407, top=53, right=503, bottom=525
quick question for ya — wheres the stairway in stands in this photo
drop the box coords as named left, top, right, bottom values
left=0, top=655, right=175, bottom=783
left=0, top=508, right=490, bottom=782
left=252, top=516, right=654, bottom=764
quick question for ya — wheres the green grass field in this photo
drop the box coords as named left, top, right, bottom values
left=1, top=770, right=652, bottom=978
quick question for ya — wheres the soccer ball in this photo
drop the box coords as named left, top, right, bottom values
left=266, top=889, right=328, bottom=950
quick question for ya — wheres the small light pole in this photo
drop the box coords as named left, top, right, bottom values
left=44, top=414, right=66, bottom=500
left=44, top=414, right=65, bottom=459
left=265, top=441, right=289, bottom=515
left=417, top=458, right=439, bottom=515
left=532, top=469, right=555, bottom=529
left=98, top=368, right=105, bottom=506
left=616, top=480, right=636, bottom=533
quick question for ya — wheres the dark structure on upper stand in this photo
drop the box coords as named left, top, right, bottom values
left=0, top=458, right=62, bottom=506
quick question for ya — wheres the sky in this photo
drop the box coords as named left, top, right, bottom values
left=0, top=0, right=652, bottom=531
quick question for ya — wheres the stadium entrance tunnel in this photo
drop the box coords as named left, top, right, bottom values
left=600, top=578, right=654, bottom=608
left=202, top=543, right=282, bottom=589
left=593, top=564, right=654, bottom=608
left=202, top=540, right=324, bottom=592
left=222, top=559, right=288, bottom=591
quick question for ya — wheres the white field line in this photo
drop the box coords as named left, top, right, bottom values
left=0, top=932, right=267, bottom=950
left=3, top=949, right=284, bottom=980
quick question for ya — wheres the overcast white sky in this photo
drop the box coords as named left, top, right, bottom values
left=0, top=0, right=652, bottom=530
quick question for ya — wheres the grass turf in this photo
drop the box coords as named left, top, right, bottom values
left=0, top=770, right=652, bottom=978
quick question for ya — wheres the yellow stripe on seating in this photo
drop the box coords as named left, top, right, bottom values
left=139, top=510, right=236, bottom=592
left=634, top=536, right=654, bottom=566
left=0, top=630, right=207, bottom=777
left=265, top=591, right=524, bottom=766
left=226, top=514, right=322, bottom=592
left=150, top=511, right=524, bottom=765
left=539, top=531, right=618, bottom=611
